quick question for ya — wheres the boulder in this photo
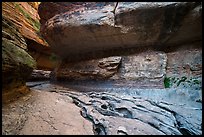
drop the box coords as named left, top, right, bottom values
left=38, top=2, right=201, bottom=87
left=39, top=2, right=202, bottom=61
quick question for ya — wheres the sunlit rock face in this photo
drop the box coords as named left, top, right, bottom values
left=2, top=2, right=58, bottom=70
left=2, top=2, right=44, bottom=46
left=39, top=2, right=201, bottom=61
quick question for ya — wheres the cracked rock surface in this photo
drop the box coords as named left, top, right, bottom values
left=3, top=81, right=201, bottom=135
left=2, top=82, right=94, bottom=135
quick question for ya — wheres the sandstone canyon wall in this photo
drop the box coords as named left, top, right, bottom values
left=2, top=2, right=58, bottom=71
left=2, top=2, right=202, bottom=135
left=2, top=16, right=36, bottom=103
left=39, top=2, right=202, bottom=89
left=2, top=2, right=202, bottom=102
left=2, top=2, right=58, bottom=103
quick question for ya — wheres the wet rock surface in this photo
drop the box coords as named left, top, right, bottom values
left=61, top=87, right=202, bottom=135
left=3, top=82, right=200, bottom=135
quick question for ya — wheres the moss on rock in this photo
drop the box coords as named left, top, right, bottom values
left=2, top=16, right=36, bottom=103
left=2, top=38, right=36, bottom=70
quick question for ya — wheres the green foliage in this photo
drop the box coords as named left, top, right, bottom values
left=164, top=76, right=201, bottom=89
left=164, top=77, right=171, bottom=88
left=49, top=53, right=58, bottom=61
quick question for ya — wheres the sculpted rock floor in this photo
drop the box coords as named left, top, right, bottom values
left=2, top=82, right=94, bottom=135
left=2, top=81, right=202, bottom=135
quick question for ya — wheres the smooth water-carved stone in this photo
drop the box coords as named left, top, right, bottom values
left=39, top=2, right=201, bottom=61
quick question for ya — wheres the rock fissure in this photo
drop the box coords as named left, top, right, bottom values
left=38, top=115, right=58, bottom=131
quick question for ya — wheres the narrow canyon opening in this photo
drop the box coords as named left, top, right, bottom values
left=2, top=2, right=202, bottom=135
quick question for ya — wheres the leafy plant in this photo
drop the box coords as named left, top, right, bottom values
left=164, top=77, right=171, bottom=88
left=164, top=76, right=201, bottom=89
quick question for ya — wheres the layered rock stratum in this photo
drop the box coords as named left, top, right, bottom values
left=2, top=2, right=58, bottom=70
left=39, top=2, right=201, bottom=89
left=2, top=2, right=202, bottom=135
left=2, top=15, right=36, bottom=103
left=2, top=2, right=59, bottom=103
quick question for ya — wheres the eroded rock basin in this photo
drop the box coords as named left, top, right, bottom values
left=2, top=81, right=202, bottom=135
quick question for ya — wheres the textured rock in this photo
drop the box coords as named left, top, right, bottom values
left=38, top=2, right=116, bottom=27
left=39, top=2, right=201, bottom=61
left=2, top=2, right=44, bottom=46
left=38, top=2, right=89, bottom=26
left=17, top=82, right=201, bottom=135
left=28, top=70, right=51, bottom=81
left=163, top=42, right=202, bottom=89
left=54, top=51, right=167, bottom=88
left=27, top=2, right=40, bottom=10
left=110, top=51, right=167, bottom=88
left=2, top=86, right=94, bottom=135
left=26, top=39, right=58, bottom=70
left=115, top=2, right=201, bottom=45
left=64, top=89, right=202, bottom=135
left=38, top=2, right=202, bottom=88
left=2, top=17, right=36, bottom=103
left=112, top=51, right=167, bottom=79
left=166, top=42, right=202, bottom=78
left=53, top=47, right=201, bottom=89
left=55, top=56, right=121, bottom=80
left=2, top=2, right=58, bottom=70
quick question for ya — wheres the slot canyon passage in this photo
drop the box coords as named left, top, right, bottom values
left=2, top=2, right=202, bottom=135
